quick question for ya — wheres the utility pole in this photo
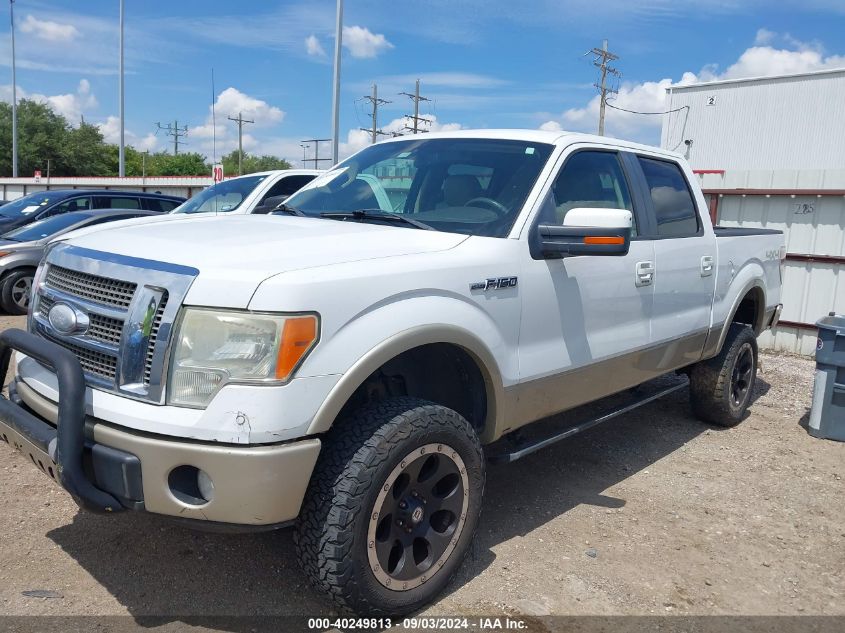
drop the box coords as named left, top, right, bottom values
left=591, top=39, right=619, bottom=136
left=10, top=0, right=18, bottom=178
left=300, top=138, right=333, bottom=169
left=118, top=0, right=125, bottom=177
left=330, top=0, right=343, bottom=164
left=399, top=79, right=431, bottom=134
left=227, top=111, right=254, bottom=175
left=155, top=121, right=188, bottom=154
left=360, top=83, right=390, bottom=144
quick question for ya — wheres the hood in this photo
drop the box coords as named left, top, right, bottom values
left=62, top=214, right=469, bottom=308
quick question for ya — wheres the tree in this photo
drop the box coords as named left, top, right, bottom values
left=221, top=150, right=291, bottom=176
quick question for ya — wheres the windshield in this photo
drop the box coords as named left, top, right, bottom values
left=285, top=138, right=554, bottom=237
left=171, top=175, right=268, bottom=214
left=2, top=212, right=92, bottom=241
left=0, top=192, right=66, bottom=219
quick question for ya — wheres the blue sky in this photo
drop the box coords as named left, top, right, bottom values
left=1, top=0, right=844, bottom=165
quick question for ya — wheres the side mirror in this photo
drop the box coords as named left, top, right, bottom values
left=533, top=208, right=632, bottom=259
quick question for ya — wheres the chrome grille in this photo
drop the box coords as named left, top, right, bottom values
left=88, top=314, right=124, bottom=346
left=43, top=334, right=118, bottom=381
left=31, top=244, right=197, bottom=403
left=45, top=265, right=137, bottom=309
left=37, top=294, right=55, bottom=315
left=143, top=292, right=168, bottom=386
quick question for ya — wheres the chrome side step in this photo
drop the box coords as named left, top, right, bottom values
left=487, top=378, right=689, bottom=464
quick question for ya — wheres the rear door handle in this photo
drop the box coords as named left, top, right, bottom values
left=636, top=261, right=655, bottom=287
left=701, top=255, right=714, bottom=277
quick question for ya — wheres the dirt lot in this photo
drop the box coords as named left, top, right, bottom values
left=0, top=312, right=842, bottom=626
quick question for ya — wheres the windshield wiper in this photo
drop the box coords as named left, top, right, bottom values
left=320, top=209, right=434, bottom=231
left=271, top=203, right=306, bottom=217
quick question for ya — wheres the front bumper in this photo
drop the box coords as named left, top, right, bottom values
left=0, top=329, right=321, bottom=526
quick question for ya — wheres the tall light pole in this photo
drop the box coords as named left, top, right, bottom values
left=10, top=0, right=18, bottom=178
left=330, top=0, right=343, bottom=165
left=118, top=0, right=125, bottom=177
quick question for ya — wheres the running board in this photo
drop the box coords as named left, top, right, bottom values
left=487, top=379, right=689, bottom=464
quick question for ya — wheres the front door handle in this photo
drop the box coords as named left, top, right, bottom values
left=701, top=255, right=714, bottom=277
left=636, top=261, right=655, bottom=287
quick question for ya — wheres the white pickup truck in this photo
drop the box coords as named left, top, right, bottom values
left=0, top=130, right=783, bottom=615
left=170, top=168, right=321, bottom=215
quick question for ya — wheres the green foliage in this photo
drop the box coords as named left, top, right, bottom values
left=0, top=101, right=294, bottom=178
left=221, top=150, right=292, bottom=176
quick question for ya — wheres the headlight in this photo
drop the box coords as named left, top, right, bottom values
left=167, top=308, right=319, bottom=407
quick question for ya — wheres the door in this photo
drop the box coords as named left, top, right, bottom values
left=633, top=155, right=716, bottom=368
left=516, top=149, right=656, bottom=423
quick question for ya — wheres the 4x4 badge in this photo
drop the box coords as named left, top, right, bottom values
left=470, top=277, right=518, bottom=291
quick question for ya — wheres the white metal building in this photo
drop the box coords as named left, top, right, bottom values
left=0, top=176, right=212, bottom=201
left=661, top=68, right=845, bottom=354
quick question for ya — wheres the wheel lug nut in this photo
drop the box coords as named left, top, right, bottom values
left=398, top=501, right=407, bottom=509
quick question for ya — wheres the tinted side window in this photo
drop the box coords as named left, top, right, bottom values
left=261, top=175, right=317, bottom=201
left=637, top=157, right=699, bottom=237
left=94, top=196, right=141, bottom=210
left=45, top=196, right=91, bottom=217
left=157, top=200, right=180, bottom=212
left=541, top=151, right=634, bottom=231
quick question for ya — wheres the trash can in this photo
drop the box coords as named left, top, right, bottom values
left=808, top=313, right=845, bottom=441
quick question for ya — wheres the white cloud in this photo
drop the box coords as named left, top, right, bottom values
left=189, top=87, right=288, bottom=160
left=19, top=14, right=80, bottom=42
left=538, top=32, right=845, bottom=143
left=754, top=28, right=776, bottom=46
left=539, top=120, right=563, bottom=132
left=305, top=34, right=327, bottom=57
left=98, top=115, right=159, bottom=152
left=214, top=87, right=285, bottom=127
left=342, top=26, right=394, bottom=59
left=1, top=79, right=99, bottom=123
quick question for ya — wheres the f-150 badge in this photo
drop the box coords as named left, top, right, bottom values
left=470, top=276, right=518, bottom=291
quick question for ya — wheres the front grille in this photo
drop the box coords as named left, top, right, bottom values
left=43, top=334, right=118, bottom=381
left=143, top=293, right=168, bottom=386
left=45, top=265, right=137, bottom=309
left=88, top=314, right=124, bottom=346
left=37, top=294, right=55, bottom=315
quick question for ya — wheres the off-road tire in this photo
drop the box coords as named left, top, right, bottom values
left=0, top=269, right=34, bottom=315
left=690, top=323, right=758, bottom=427
left=294, top=396, right=485, bottom=616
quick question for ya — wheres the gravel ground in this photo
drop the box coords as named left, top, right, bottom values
left=0, top=312, right=842, bottom=627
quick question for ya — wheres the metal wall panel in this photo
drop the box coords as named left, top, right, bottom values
left=662, top=69, right=845, bottom=171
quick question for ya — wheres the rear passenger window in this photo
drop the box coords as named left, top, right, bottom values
left=260, top=175, right=317, bottom=202
left=637, top=157, right=699, bottom=237
left=94, top=196, right=141, bottom=210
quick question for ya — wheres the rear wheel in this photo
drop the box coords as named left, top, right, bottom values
left=1, top=269, right=34, bottom=315
left=295, top=397, right=484, bottom=615
left=690, top=323, right=758, bottom=426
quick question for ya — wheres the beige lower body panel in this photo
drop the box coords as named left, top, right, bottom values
left=15, top=379, right=321, bottom=526
left=502, top=329, right=708, bottom=434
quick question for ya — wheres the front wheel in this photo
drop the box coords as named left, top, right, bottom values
left=1, top=269, right=34, bottom=315
left=295, top=397, right=485, bottom=615
left=690, top=323, right=758, bottom=427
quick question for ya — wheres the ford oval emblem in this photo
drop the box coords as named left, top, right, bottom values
left=48, top=303, right=86, bottom=335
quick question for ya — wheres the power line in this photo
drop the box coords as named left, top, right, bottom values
left=590, top=39, right=620, bottom=136
left=155, top=120, right=188, bottom=154
left=301, top=138, right=333, bottom=169
left=399, top=79, right=432, bottom=134
left=605, top=101, right=690, bottom=116
left=360, top=83, right=391, bottom=144
left=227, top=112, right=254, bottom=175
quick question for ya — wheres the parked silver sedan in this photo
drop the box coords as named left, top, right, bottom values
left=0, top=209, right=154, bottom=315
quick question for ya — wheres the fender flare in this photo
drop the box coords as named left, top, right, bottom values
left=703, top=278, right=766, bottom=360
left=306, top=324, right=506, bottom=444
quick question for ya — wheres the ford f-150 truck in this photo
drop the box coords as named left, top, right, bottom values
left=0, top=130, right=783, bottom=615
